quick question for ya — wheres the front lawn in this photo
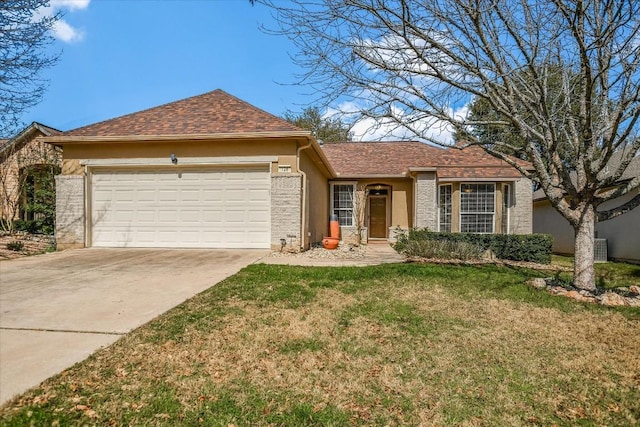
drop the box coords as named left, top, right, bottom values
left=1, top=263, right=638, bottom=426
left=551, top=255, right=640, bottom=288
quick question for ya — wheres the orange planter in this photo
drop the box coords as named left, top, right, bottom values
left=330, top=219, right=340, bottom=239
left=322, top=237, right=339, bottom=250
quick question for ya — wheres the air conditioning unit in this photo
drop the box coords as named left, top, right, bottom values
left=594, top=238, right=608, bottom=262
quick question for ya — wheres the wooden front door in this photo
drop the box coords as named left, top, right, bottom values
left=368, top=196, right=387, bottom=239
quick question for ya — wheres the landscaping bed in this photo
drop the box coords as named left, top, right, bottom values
left=0, top=233, right=54, bottom=260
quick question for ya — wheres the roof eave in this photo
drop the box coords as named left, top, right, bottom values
left=333, top=173, right=409, bottom=179
left=40, top=131, right=312, bottom=145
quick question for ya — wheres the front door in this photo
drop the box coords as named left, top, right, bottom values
left=368, top=196, right=387, bottom=239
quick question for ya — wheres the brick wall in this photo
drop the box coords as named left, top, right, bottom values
left=512, top=177, right=533, bottom=234
left=271, top=174, right=302, bottom=251
left=55, top=175, right=85, bottom=249
left=415, top=172, right=437, bottom=230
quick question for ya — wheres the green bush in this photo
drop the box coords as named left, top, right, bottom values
left=11, top=219, right=54, bottom=235
left=400, top=238, right=485, bottom=260
left=393, top=228, right=553, bottom=264
left=12, top=220, right=39, bottom=233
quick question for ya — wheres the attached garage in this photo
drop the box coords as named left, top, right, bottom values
left=89, top=165, right=271, bottom=249
left=45, top=89, right=334, bottom=251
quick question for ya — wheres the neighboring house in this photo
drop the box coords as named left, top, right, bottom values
left=0, top=122, right=61, bottom=226
left=39, top=89, right=533, bottom=251
left=533, top=154, right=640, bottom=263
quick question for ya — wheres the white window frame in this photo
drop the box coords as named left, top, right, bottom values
left=459, top=182, right=496, bottom=234
left=501, top=183, right=511, bottom=234
left=330, top=182, right=356, bottom=227
left=438, top=184, right=453, bottom=232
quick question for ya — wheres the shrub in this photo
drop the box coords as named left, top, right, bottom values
left=6, top=240, right=25, bottom=252
left=393, top=228, right=553, bottom=264
left=400, top=238, right=485, bottom=260
left=11, top=219, right=54, bottom=235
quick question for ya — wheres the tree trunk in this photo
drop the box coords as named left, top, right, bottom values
left=572, top=205, right=597, bottom=291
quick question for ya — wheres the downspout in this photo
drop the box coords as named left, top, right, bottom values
left=297, top=138, right=312, bottom=250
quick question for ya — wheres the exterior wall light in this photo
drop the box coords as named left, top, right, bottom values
left=170, top=153, right=178, bottom=164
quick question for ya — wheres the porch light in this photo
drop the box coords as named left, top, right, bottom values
left=170, top=153, right=178, bottom=164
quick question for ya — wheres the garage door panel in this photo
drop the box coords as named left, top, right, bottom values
left=91, top=167, right=271, bottom=248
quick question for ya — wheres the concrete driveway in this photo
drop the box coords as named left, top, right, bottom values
left=0, top=248, right=267, bottom=404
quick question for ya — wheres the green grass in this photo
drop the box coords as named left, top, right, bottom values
left=1, top=262, right=638, bottom=426
left=552, top=255, right=640, bottom=288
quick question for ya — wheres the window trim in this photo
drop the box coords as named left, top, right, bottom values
left=502, top=183, right=511, bottom=234
left=459, top=182, right=496, bottom=234
left=438, top=184, right=453, bottom=232
left=330, top=181, right=357, bottom=227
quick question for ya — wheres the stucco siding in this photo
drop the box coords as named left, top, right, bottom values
left=299, top=150, right=329, bottom=247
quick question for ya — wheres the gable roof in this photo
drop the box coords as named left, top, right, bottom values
left=321, top=141, right=531, bottom=179
left=0, top=122, right=61, bottom=161
left=63, top=89, right=303, bottom=137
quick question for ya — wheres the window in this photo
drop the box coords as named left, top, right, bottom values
left=460, top=183, right=495, bottom=233
left=501, top=184, right=511, bottom=234
left=438, top=184, right=452, bottom=232
left=331, top=183, right=355, bottom=226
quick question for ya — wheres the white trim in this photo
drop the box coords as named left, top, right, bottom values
left=459, top=182, right=496, bottom=234
left=502, top=183, right=512, bottom=234
left=79, top=156, right=278, bottom=167
left=330, top=181, right=357, bottom=227
left=438, top=183, right=453, bottom=232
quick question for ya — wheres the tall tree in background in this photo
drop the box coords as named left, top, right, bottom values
left=0, top=1, right=60, bottom=137
left=283, top=106, right=353, bottom=142
left=264, top=0, right=640, bottom=291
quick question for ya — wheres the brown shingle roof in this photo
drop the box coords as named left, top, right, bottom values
left=321, top=141, right=445, bottom=176
left=321, top=141, right=530, bottom=179
left=65, top=89, right=303, bottom=137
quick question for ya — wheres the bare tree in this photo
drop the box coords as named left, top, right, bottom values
left=263, top=0, right=640, bottom=291
left=352, top=183, right=369, bottom=246
left=0, top=1, right=60, bottom=137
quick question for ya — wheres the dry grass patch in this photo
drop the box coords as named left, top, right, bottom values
left=1, top=263, right=638, bottom=426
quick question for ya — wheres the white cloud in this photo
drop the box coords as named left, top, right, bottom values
left=331, top=101, right=469, bottom=146
left=51, top=0, right=90, bottom=11
left=37, top=0, right=90, bottom=43
left=52, top=19, right=85, bottom=43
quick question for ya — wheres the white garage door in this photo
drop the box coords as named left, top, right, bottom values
left=90, top=166, right=270, bottom=248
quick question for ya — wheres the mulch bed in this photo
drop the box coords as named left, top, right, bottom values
left=0, top=233, right=54, bottom=260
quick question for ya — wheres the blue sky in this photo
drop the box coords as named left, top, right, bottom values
left=24, top=0, right=313, bottom=131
